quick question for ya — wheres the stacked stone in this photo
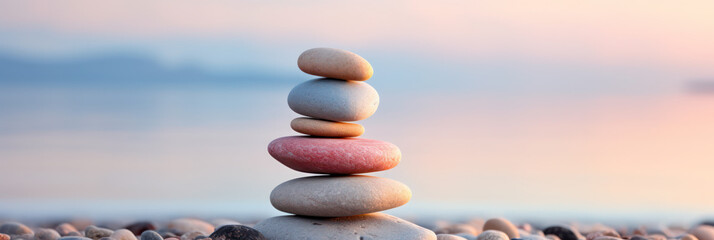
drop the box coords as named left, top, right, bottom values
left=255, top=48, right=436, bottom=240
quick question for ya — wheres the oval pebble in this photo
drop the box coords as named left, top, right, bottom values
left=288, top=78, right=379, bottom=122
left=110, top=230, right=137, bottom=240
left=55, top=224, right=78, bottom=237
left=268, top=136, right=400, bottom=174
left=34, top=229, right=61, bottom=240
left=270, top=175, right=411, bottom=217
left=297, top=48, right=373, bottom=81
left=85, top=226, right=113, bottom=240
left=477, top=230, right=510, bottom=240
left=124, top=222, right=156, bottom=236
left=0, top=222, right=33, bottom=236
left=139, top=231, right=162, bottom=240
left=254, top=212, right=435, bottom=240
left=208, top=225, right=265, bottom=240
left=543, top=227, right=577, bottom=240
left=690, top=226, right=714, bottom=240
left=290, top=117, right=364, bottom=137
left=483, top=218, right=520, bottom=239
left=167, top=219, right=214, bottom=235
left=678, top=234, right=699, bottom=240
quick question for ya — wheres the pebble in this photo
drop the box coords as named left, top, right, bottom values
left=1, top=234, right=9, bottom=240
left=438, top=234, right=469, bottom=240
left=34, top=229, right=61, bottom=240
left=483, top=218, right=520, bottom=239
left=0, top=222, right=33, bottom=236
left=476, top=230, right=510, bottom=240
left=287, top=78, right=379, bottom=122
left=268, top=136, right=401, bottom=174
left=109, top=230, right=136, bottom=240
left=124, top=222, right=156, bottom=236
left=139, top=231, right=162, bottom=240
left=521, top=236, right=549, bottom=240
left=586, top=230, right=621, bottom=240
left=544, top=226, right=578, bottom=240
left=690, top=226, right=714, bottom=240
left=290, top=117, right=365, bottom=137
left=155, top=230, right=175, bottom=239
left=85, top=226, right=113, bottom=240
left=167, top=219, right=214, bottom=235
left=678, top=234, right=699, bottom=240
left=297, top=47, right=373, bottom=81
left=592, top=237, right=621, bottom=240
left=270, top=175, right=411, bottom=217
left=208, top=225, right=265, bottom=240
left=55, top=224, right=79, bottom=237
left=254, top=212, right=436, bottom=240
left=454, top=233, right=478, bottom=240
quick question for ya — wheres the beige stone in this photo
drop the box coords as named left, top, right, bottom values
left=270, top=175, right=411, bottom=217
left=477, top=230, right=510, bottom=240
left=167, top=219, right=214, bottom=235
left=438, top=234, right=469, bottom=240
left=483, top=218, right=520, bottom=239
left=290, top=117, right=364, bottom=137
left=297, top=48, right=373, bottom=81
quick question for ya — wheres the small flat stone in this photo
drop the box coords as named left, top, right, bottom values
left=0, top=223, right=33, bottom=236
left=55, top=224, right=78, bottom=237
left=483, top=218, right=519, bottom=239
left=297, top=48, right=373, bottom=81
left=268, top=136, right=401, bottom=174
left=208, top=225, right=265, bottom=240
left=288, top=78, right=379, bottom=122
left=438, top=234, right=468, bottom=240
left=139, top=231, right=162, bottom=240
left=34, top=229, right=61, bottom=240
left=690, top=226, right=714, bottom=240
left=254, top=212, right=436, bottom=240
left=290, top=117, right=364, bottom=137
left=167, top=219, right=214, bottom=235
left=85, top=226, right=113, bottom=240
left=270, top=175, right=411, bottom=217
left=110, top=230, right=136, bottom=240
left=476, top=230, right=509, bottom=240
left=543, top=227, right=577, bottom=240
left=124, top=222, right=156, bottom=236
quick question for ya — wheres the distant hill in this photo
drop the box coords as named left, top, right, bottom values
left=0, top=53, right=299, bottom=89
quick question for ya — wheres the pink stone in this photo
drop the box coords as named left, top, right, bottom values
left=267, top=136, right=401, bottom=174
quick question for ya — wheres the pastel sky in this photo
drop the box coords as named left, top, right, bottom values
left=1, top=0, right=713, bottom=222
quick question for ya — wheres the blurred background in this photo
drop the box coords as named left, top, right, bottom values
left=1, top=0, right=713, bottom=224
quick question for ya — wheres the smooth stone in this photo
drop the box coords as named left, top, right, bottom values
left=254, top=212, right=436, bottom=240
left=139, top=231, right=162, bottom=240
left=476, top=230, right=509, bottom=240
left=35, top=229, right=61, bottom=240
left=270, top=175, right=411, bottom=217
left=287, top=78, right=379, bottom=122
left=10, top=234, right=33, bottom=240
left=208, top=225, right=265, bottom=240
left=1, top=234, right=9, bottom=240
left=483, top=218, right=519, bottom=239
left=290, top=117, right=364, bottom=137
left=64, top=233, right=81, bottom=238
left=521, top=236, right=549, bottom=240
left=124, top=222, right=156, bottom=236
left=678, top=234, right=699, bottom=240
left=167, top=219, right=214, bottom=235
left=297, top=48, right=373, bottom=81
left=85, top=226, right=113, bottom=240
left=438, top=234, right=468, bottom=240
left=110, top=230, right=136, bottom=240
left=543, top=227, right=577, bottom=240
left=55, top=224, right=78, bottom=237
left=0, top=223, right=33, bottom=236
left=268, top=136, right=400, bottom=174
left=454, top=233, right=478, bottom=240
left=690, top=226, right=714, bottom=240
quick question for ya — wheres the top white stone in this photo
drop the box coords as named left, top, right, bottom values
left=297, top=48, right=374, bottom=81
